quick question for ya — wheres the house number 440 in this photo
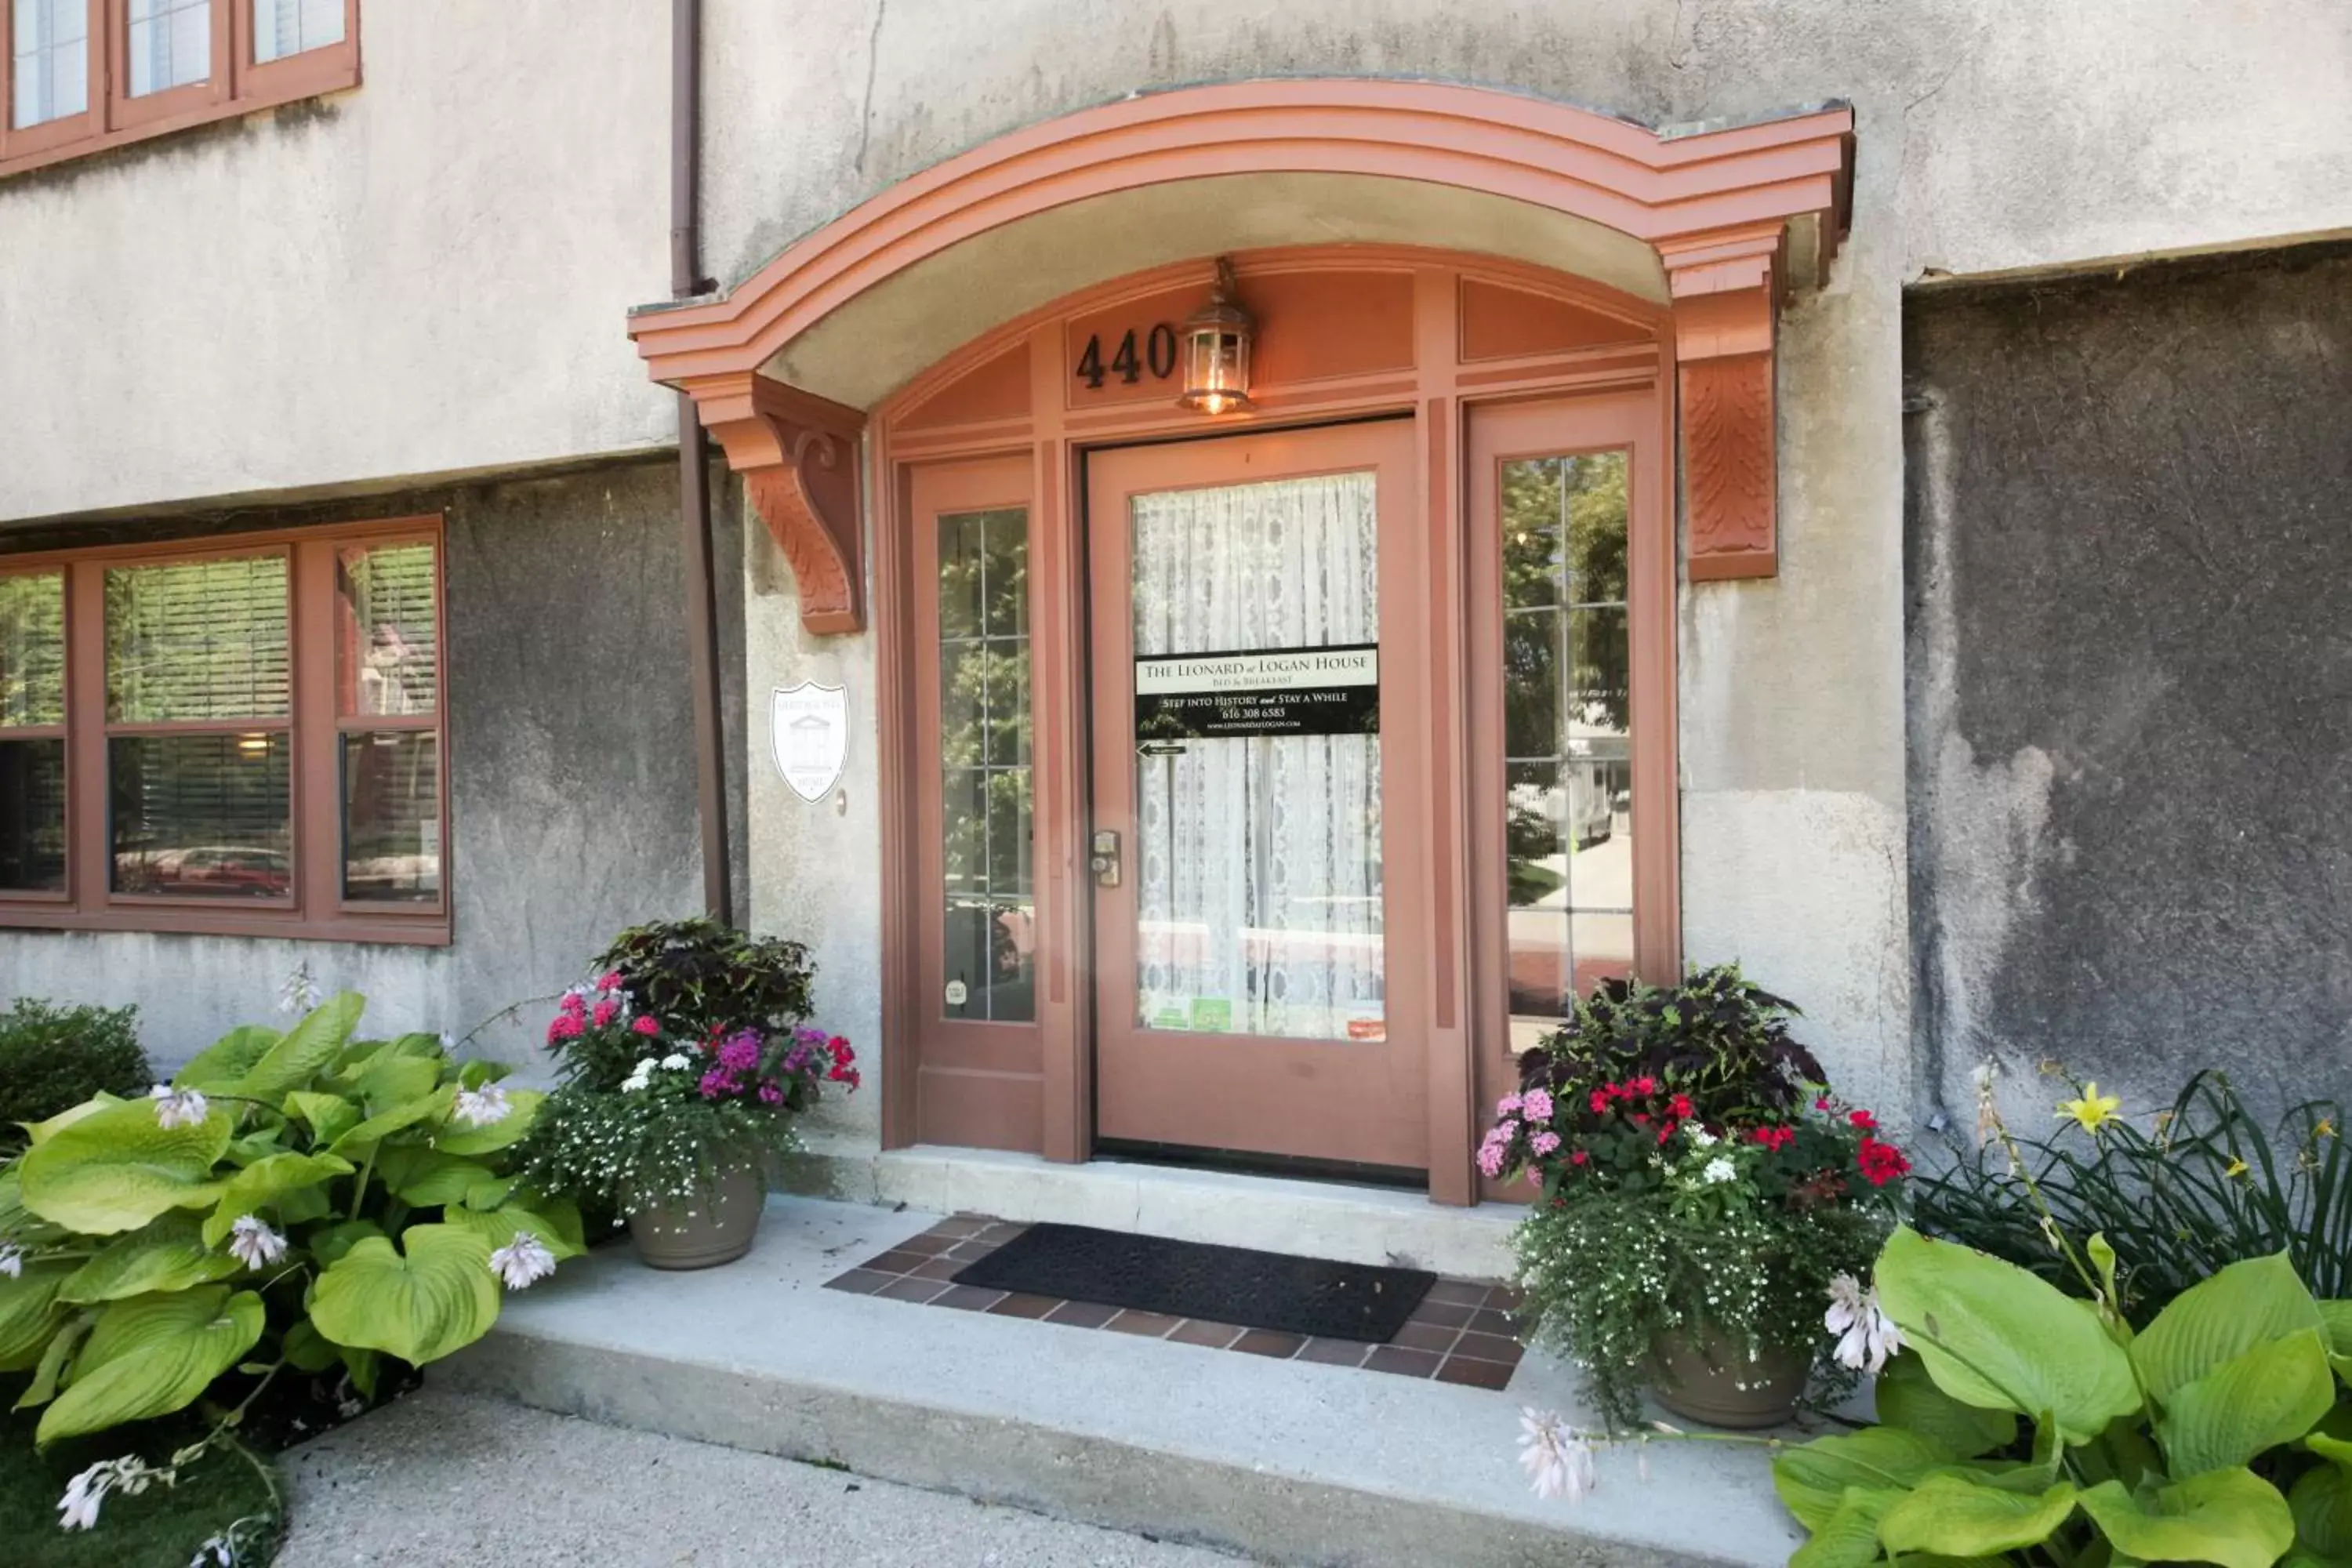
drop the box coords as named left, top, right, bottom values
left=1076, top=324, right=1179, bottom=389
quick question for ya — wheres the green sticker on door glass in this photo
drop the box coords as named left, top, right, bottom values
left=1189, top=997, right=1232, bottom=1033
left=1149, top=1003, right=1192, bottom=1031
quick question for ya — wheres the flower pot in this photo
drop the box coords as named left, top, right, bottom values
left=1650, top=1327, right=1809, bottom=1428
left=626, top=1164, right=768, bottom=1270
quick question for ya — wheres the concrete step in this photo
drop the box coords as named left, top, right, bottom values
left=779, top=1136, right=1522, bottom=1279
left=443, top=1194, right=1802, bottom=1568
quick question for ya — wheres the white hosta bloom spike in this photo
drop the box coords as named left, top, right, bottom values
left=1824, top=1272, right=1904, bottom=1374
left=1518, top=1407, right=1596, bottom=1504
left=451, top=1083, right=512, bottom=1128
left=58, top=1455, right=154, bottom=1531
left=490, top=1230, right=558, bottom=1290
left=152, top=1087, right=209, bottom=1130
left=226, top=1215, right=288, bottom=1269
left=0, top=1241, right=22, bottom=1279
left=277, top=962, right=322, bottom=1016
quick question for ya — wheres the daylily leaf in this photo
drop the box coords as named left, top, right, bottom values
left=2158, top=1328, right=2336, bottom=1477
left=37, top=1286, right=265, bottom=1444
left=2132, top=1252, right=2322, bottom=1406
left=201, top=1151, right=354, bottom=1247
left=309, top=1224, right=499, bottom=1366
left=1880, top=1475, right=2079, bottom=1558
left=19, top=1099, right=230, bottom=1236
left=2078, top=1468, right=2296, bottom=1568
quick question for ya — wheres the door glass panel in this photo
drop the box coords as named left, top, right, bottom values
left=1500, top=451, right=1631, bottom=1053
left=1130, top=470, right=1384, bottom=1042
left=938, top=506, right=1033, bottom=1022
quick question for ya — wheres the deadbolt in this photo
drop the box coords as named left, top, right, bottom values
left=1090, top=829, right=1122, bottom=887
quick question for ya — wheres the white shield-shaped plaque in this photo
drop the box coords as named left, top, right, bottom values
left=770, top=681, right=848, bottom=803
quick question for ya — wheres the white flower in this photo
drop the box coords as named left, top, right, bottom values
left=1518, top=1408, right=1597, bottom=1504
left=1684, top=1123, right=1719, bottom=1148
left=57, top=1456, right=155, bottom=1531
left=621, top=1076, right=649, bottom=1094
left=1825, top=1272, right=1904, bottom=1374
left=489, top=1231, right=558, bottom=1290
left=276, top=962, right=322, bottom=1016
left=1701, top=1156, right=1737, bottom=1185
left=451, top=1083, right=512, bottom=1128
left=658, top=1054, right=691, bottom=1072
left=152, top=1087, right=209, bottom=1130
left=190, top=1534, right=236, bottom=1568
left=226, top=1215, right=287, bottom=1269
left=0, top=1242, right=22, bottom=1279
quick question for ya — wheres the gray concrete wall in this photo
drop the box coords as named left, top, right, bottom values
left=0, top=456, right=746, bottom=1073
left=1904, top=243, right=2352, bottom=1126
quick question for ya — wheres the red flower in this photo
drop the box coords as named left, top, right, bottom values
left=1588, top=1090, right=1611, bottom=1116
left=1751, top=1125, right=1796, bottom=1152
left=631, top=1014, right=662, bottom=1036
left=1630, top=1112, right=1650, bottom=1127
left=596, top=971, right=625, bottom=993
left=1657, top=1121, right=1678, bottom=1145
left=558, top=992, right=586, bottom=1018
left=545, top=1011, right=584, bottom=1044
left=1670, top=1094, right=1694, bottom=1118
left=1816, top=1095, right=1834, bottom=1112
left=1630, top=1076, right=1658, bottom=1096
left=1569, top=1149, right=1589, bottom=1167
left=1857, top=1135, right=1911, bottom=1187
left=1849, top=1109, right=1878, bottom=1131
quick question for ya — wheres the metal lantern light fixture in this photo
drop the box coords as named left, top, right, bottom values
left=1176, top=257, right=1254, bottom=415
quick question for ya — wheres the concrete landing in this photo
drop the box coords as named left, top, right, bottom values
left=443, top=1194, right=1803, bottom=1568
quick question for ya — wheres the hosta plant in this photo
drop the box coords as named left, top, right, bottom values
left=1773, top=1229, right=2352, bottom=1567
left=0, top=993, right=579, bottom=1462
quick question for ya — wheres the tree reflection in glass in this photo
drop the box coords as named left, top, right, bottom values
left=938, top=507, right=1035, bottom=1022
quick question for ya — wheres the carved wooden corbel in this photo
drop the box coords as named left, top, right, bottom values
left=682, top=371, right=869, bottom=633
left=1663, top=227, right=1785, bottom=582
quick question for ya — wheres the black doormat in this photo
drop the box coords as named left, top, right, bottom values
left=950, top=1222, right=1437, bottom=1342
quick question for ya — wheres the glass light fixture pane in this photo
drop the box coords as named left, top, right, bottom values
left=108, top=732, right=291, bottom=898
left=336, top=543, right=437, bottom=716
left=0, top=572, right=65, bottom=728
left=341, top=731, right=439, bottom=902
left=0, top=737, right=66, bottom=891
left=105, top=556, right=290, bottom=722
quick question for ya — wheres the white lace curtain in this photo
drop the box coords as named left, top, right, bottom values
left=1129, top=471, right=1385, bottom=1040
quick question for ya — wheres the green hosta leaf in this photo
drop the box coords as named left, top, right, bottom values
left=1874, top=1226, right=2142, bottom=1445
left=201, top=1151, right=354, bottom=1247
left=310, top=1224, right=499, bottom=1366
left=307, top=1219, right=385, bottom=1268
left=281, top=1319, right=339, bottom=1374
left=350, top=1051, right=441, bottom=1114
left=60, top=1218, right=243, bottom=1303
left=19, top=1099, right=231, bottom=1235
left=18, top=1094, right=125, bottom=1147
left=341, top=1345, right=381, bottom=1402
left=441, top=1193, right=585, bottom=1260
left=0, top=1260, right=74, bottom=1370
left=283, top=1091, right=361, bottom=1149
left=457, top=1059, right=508, bottom=1091
left=2158, top=1328, right=2336, bottom=1477
left=1878, top=1354, right=2020, bottom=1460
left=376, top=1147, right=493, bottom=1209
left=232, top=993, right=366, bottom=1103
left=2291, top=1434, right=2352, bottom=1556
left=175, top=1024, right=283, bottom=1091
left=1792, top=1486, right=1903, bottom=1568
left=2132, top=1252, right=2323, bottom=1406
left=1880, top=1475, right=2079, bottom=1557
left=2078, top=1469, right=2296, bottom=1568
left=2321, top=1301, right=2352, bottom=1385
left=329, top=1084, right=456, bottom=1159
left=1775, top=1425, right=1956, bottom=1532
left=36, top=1287, right=265, bottom=1444
left=430, top=1090, right=544, bottom=1156
left=15, top=1308, right=93, bottom=1410
left=463, top=1172, right=519, bottom=1210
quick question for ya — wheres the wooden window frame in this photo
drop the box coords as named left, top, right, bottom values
left=0, top=514, right=449, bottom=945
left=1, top=0, right=358, bottom=177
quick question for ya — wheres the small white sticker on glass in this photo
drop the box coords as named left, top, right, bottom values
left=944, top=979, right=968, bottom=1007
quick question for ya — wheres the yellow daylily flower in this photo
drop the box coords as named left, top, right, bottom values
left=2056, top=1082, right=2123, bottom=1135
left=2224, top=1158, right=2249, bottom=1178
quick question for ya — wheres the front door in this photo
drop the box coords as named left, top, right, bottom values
left=1085, top=420, right=1432, bottom=1172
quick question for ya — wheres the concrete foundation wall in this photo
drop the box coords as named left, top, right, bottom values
left=0, top=458, right=745, bottom=1071
left=1904, top=245, right=2352, bottom=1124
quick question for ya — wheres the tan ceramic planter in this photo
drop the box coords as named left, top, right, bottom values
left=1650, top=1327, right=1809, bottom=1429
left=626, top=1164, right=767, bottom=1270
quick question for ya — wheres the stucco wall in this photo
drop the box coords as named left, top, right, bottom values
left=0, top=1, right=677, bottom=525
left=710, top=0, right=2351, bottom=1122
left=0, top=457, right=746, bottom=1073
left=1904, top=244, right=2352, bottom=1127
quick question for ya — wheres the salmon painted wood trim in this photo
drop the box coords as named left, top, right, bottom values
left=1662, top=225, right=1783, bottom=579
left=683, top=371, right=869, bottom=633
left=627, top=81, right=1851, bottom=387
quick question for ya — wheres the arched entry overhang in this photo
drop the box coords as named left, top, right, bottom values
left=626, top=79, right=1854, bottom=633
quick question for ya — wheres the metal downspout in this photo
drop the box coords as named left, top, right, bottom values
left=673, top=0, right=731, bottom=924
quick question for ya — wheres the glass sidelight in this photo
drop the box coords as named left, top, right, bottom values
left=937, top=506, right=1035, bottom=1022
left=1499, top=452, right=1632, bottom=1052
left=1127, top=471, right=1385, bottom=1043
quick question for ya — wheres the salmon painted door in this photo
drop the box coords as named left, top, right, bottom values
left=1085, top=420, right=1432, bottom=1172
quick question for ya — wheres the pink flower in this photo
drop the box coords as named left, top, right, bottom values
left=1530, top=1131, right=1561, bottom=1155
left=698, top=1069, right=736, bottom=1100
left=717, top=1033, right=760, bottom=1073
left=559, top=991, right=586, bottom=1017
left=596, top=971, right=625, bottom=993
left=591, top=998, right=619, bottom=1027
left=1493, top=1120, right=1518, bottom=1144
left=1476, top=1141, right=1507, bottom=1178
left=1495, top=1094, right=1523, bottom=1117
left=545, top=1013, right=583, bottom=1044
left=758, top=1081, right=783, bottom=1105
left=631, top=1015, right=661, bottom=1037
left=1522, top=1089, right=1554, bottom=1123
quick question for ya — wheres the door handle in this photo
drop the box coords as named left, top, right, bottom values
left=1090, top=829, right=1122, bottom=887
